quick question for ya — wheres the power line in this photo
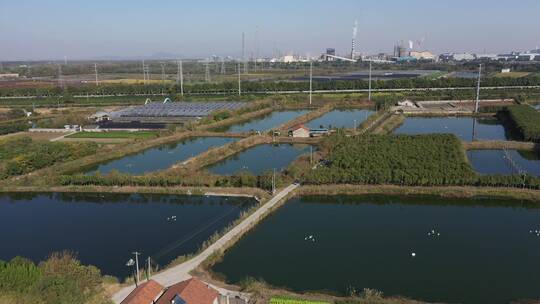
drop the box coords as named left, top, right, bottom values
left=177, top=60, right=184, bottom=97
left=309, top=61, right=313, bottom=105
left=238, top=62, right=241, bottom=96
left=94, top=63, right=99, bottom=86
left=475, top=64, right=482, bottom=113
left=368, top=61, right=372, bottom=101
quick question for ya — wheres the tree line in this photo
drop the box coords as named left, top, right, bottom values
left=2, top=75, right=540, bottom=98
left=501, top=105, right=540, bottom=142
left=0, top=252, right=113, bottom=304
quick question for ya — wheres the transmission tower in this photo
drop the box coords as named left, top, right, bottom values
left=58, top=65, right=64, bottom=89
left=474, top=64, right=482, bottom=113
left=309, top=61, right=313, bottom=105
left=177, top=60, right=184, bottom=96
left=160, top=62, right=166, bottom=85
left=94, top=63, right=99, bottom=86
left=237, top=62, right=241, bottom=96
left=242, top=32, right=247, bottom=74
left=205, top=62, right=211, bottom=83
left=221, top=58, right=226, bottom=74
left=143, top=63, right=150, bottom=85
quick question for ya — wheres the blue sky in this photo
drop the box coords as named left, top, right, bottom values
left=1, top=0, right=539, bottom=60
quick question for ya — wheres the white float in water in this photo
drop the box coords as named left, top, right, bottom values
left=411, top=252, right=416, bottom=257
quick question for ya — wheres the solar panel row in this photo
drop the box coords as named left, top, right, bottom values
left=109, top=102, right=246, bottom=118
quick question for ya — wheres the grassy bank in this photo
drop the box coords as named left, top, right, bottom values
left=462, top=140, right=537, bottom=150
left=371, top=114, right=405, bottom=134
left=278, top=105, right=334, bottom=131
left=299, top=184, right=540, bottom=202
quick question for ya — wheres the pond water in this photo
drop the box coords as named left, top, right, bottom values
left=467, top=149, right=540, bottom=176
left=213, top=195, right=540, bottom=304
left=215, top=110, right=309, bottom=133
left=86, top=137, right=238, bottom=175
left=394, top=117, right=508, bottom=141
left=306, top=109, right=374, bottom=129
left=207, top=144, right=313, bottom=175
left=0, top=192, right=253, bottom=278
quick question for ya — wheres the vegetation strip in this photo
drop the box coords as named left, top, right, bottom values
left=502, top=105, right=540, bottom=142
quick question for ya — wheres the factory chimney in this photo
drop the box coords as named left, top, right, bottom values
left=351, top=20, right=358, bottom=60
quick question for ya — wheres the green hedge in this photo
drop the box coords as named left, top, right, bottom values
left=504, top=105, right=540, bottom=142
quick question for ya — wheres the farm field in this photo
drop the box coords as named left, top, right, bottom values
left=493, top=72, right=531, bottom=78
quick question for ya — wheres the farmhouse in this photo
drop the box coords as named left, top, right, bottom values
left=288, top=125, right=310, bottom=138
left=121, top=278, right=239, bottom=304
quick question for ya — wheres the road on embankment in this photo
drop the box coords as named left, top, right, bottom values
left=112, top=183, right=299, bottom=303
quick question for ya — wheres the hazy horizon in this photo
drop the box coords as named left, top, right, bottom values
left=1, top=0, right=539, bottom=61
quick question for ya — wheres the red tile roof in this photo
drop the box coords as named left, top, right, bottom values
left=156, top=278, right=219, bottom=304
left=121, top=280, right=164, bottom=304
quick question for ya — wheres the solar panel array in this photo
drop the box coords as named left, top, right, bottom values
left=109, top=102, right=246, bottom=118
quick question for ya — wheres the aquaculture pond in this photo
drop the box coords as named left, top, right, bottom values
left=86, top=137, right=238, bottom=175
left=213, top=195, right=540, bottom=304
left=0, top=192, right=254, bottom=278
left=214, top=110, right=309, bottom=133
left=207, top=144, right=313, bottom=175
left=306, top=109, right=374, bottom=129
left=467, top=149, right=540, bottom=176
left=394, top=117, right=508, bottom=141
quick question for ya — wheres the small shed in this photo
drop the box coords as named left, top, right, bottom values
left=90, top=111, right=111, bottom=122
left=288, top=125, right=310, bottom=138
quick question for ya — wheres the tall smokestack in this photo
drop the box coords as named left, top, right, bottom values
left=351, top=20, right=358, bottom=60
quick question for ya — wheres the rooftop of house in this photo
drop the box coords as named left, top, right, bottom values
left=120, top=280, right=164, bottom=304
left=156, top=278, right=219, bottom=304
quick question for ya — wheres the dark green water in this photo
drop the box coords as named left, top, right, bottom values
left=394, top=117, right=508, bottom=141
left=0, top=192, right=253, bottom=278
left=213, top=195, right=540, bottom=304
left=468, top=150, right=540, bottom=176
left=206, top=144, right=313, bottom=175
left=214, top=110, right=309, bottom=133
left=86, top=137, right=237, bottom=175
left=306, top=109, right=374, bottom=129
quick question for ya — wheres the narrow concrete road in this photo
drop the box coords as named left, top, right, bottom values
left=112, top=183, right=299, bottom=303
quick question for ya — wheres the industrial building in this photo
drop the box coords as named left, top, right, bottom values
left=93, top=100, right=247, bottom=126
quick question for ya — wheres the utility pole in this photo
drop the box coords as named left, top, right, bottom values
left=58, top=65, right=64, bottom=89
left=160, top=62, right=166, bottom=85
left=132, top=252, right=141, bottom=285
left=368, top=61, right=372, bottom=101
left=221, top=58, right=226, bottom=74
left=475, top=64, right=482, bottom=113
left=142, top=60, right=146, bottom=85
left=94, top=63, right=99, bottom=86
left=146, top=257, right=151, bottom=279
left=309, top=61, right=313, bottom=106
left=242, top=32, right=247, bottom=74
left=237, top=62, right=241, bottom=96
left=177, top=60, right=184, bottom=97
left=272, top=168, right=276, bottom=194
